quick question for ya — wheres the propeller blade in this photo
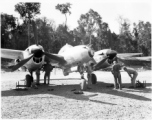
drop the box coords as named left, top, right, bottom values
left=43, top=52, right=66, bottom=64
left=93, top=56, right=108, bottom=71
left=11, top=54, right=34, bottom=72
left=8, top=65, right=15, bottom=69
left=117, top=57, right=124, bottom=62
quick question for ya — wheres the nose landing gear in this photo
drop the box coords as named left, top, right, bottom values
left=87, top=73, right=97, bottom=84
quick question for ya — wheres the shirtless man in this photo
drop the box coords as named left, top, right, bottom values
left=111, top=61, right=122, bottom=90
left=123, top=66, right=138, bottom=88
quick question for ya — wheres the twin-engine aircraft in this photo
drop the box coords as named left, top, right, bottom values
left=1, top=43, right=149, bottom=85
left=2, top=20, right=149, bottom=87
left=1, top=43, right=117, bottom=88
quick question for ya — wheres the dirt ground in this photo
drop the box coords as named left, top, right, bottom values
left=1, top=69, right=152, bottom=119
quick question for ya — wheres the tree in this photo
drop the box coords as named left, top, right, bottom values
left=116, top=16, right=134, bottom=52
left=56, top=24, right=74, bottom=47
left=110, top=32, right=119, bottom=51
left=73, top=25, right=87, bottom=45
left=117, top=15, right=132, bottom=36
left=15, top=2, right=41, bottom=46
left=78, top=9, right=102, bottom=44
left=55, top=3, right=72, bottom=28
left=1, top=13, right=17, bottom=48
left=97, top=22, right=111, bottom=49
left=132, top=23, right=138, bottom=39
left=136, top=21, right=151, bottom=56
left=35, top=17, right=55, bottom=52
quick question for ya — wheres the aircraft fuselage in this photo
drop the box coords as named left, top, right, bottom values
left=61, top=46, right=94, bottom=68
left=57, top=44, right=95, bottom=75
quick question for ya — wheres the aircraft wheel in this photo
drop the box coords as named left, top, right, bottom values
left=80, top=79, right=87, bottom=91
left=91, top=73, right=97, bottom=84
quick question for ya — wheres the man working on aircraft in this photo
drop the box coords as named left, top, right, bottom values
left=78, top=65, right=85, bottom=79
left=86, top=62, right=94, bottom=88
left=36, top=68, right=41, bottom=85
left=111, top=61, right=122, bottom=90
left=123, top=66, right=138, bottom=88
left=43, top=62, right=54, bottom=85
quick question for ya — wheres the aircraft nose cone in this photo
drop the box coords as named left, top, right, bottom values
left=106, top=50, right=117, bottom=59
left=31, top=48, right=43, bottom=57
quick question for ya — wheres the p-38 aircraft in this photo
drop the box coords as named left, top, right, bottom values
left=1, top=43, right=147, bottom=82
left=2, top=21, right=149, bottom=89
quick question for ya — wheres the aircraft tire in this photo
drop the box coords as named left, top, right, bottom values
left=91, top=73, right=97, bottom=84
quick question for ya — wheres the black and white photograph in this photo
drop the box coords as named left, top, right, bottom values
left=1, top=0, right=152, bottom=119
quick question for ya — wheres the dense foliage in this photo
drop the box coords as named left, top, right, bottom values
left=1, top=2, right=151, bottom=56
left=15, top=2, right=41, bottom=46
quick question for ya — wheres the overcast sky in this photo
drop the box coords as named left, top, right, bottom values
left=0, top=0, right=151, bottom=34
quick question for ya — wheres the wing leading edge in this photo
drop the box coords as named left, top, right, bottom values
left=117, top=53, right=143, bottom=58
left=118, top=56, right=152, bottom=62
left=1, top=49, right=24, bottom=60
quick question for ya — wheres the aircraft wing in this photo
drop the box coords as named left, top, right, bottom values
left=117, top=53, right=143, bottom=58
left=117, top=53, right=151, bottom=62
left=118, top=56, right=152, bottom=62
left=1, top=49, right=24, bottom=60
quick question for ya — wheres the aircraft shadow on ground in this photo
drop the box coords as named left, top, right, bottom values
left=96, top=81, right=152, bottom=93
left=92, top=81, right=152, bottom=101
left=1, top=79, right=152, bottom=103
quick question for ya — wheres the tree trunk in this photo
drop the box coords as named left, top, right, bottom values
left=107, top=30, right=112, bottom=48
left=65, top=14, right=67, bottom=28
left=32, top=21, right=38, bottom=45
left=28, top=21, right=30, bottom=46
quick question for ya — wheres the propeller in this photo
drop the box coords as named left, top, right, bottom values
left=87, top=44, right=93, bottom=48
left=93, top=56, right=108, bottom=71
left=43, top=52, right=66, bottom=64
left=84, top=45, right=94, bottom=58
left=88, top=50, right=94, bottom=58
left=11, top=54, right=34, bottom=72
